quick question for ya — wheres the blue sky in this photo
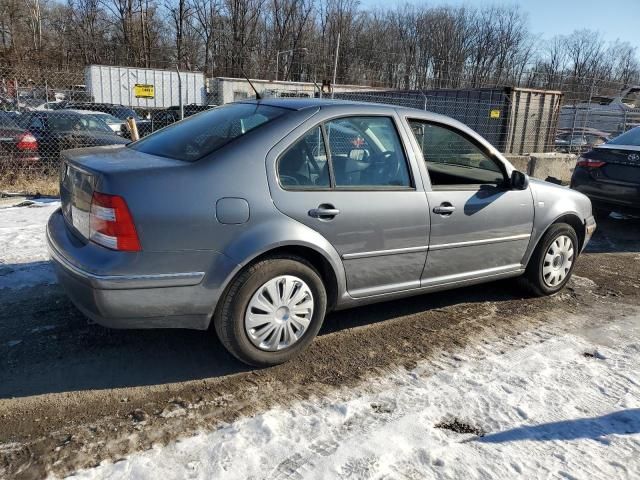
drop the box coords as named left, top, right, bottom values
left=362, top=0, right=639, bottom=50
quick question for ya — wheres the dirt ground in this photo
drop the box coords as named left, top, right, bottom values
left=0, top=215, right=638, bottom=479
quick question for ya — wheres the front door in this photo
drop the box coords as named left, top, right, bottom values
left=407, top=119, right=534, bottom=285
left=270, top=115, right=430, bottom=298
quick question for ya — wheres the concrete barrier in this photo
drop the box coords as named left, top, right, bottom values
left=504, top=155, right=530, bottom=175
left=529, top=153, right=577, bottom=185
left=504, top=153, right=578, bottom=185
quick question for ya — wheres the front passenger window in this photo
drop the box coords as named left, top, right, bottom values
left=409, top=120, right=505, bottom=187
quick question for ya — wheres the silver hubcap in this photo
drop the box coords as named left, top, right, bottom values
left=543, top=235, right=574, bottom=287
left=244, top=275, right=314, bottom=351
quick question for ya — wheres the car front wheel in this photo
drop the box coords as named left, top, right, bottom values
left=214, top=255, right=327, bottom=367
left=522, top=223, right=579, bottom=296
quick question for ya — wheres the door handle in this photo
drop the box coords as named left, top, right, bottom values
left=433, top=203, right=456, bottom=215
left=309, top=204, right=340, bottom=219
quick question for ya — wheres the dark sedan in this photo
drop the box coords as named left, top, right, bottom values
left=62, top=103, right=152, bottom=138
left=17, top=111, right=129, bottom=165
left=571, top=126, right=640, bottom=217
left=0, top=111, right=40, bottom=163
left=555, top=128, right=610, bottom=154
left=150, top=104, right=216, bottom=131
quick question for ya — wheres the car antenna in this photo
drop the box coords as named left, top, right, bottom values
left=241, top=69, right=261, bottom=100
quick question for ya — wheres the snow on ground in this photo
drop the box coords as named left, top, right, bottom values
left=0, top=200, right=59, bottom=289
left=64, top=312, right=640, bottom=480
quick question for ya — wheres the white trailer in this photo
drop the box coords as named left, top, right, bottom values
left=207, top=77, right=382, bottom=105
left=85, top=65, right=206, bottom=108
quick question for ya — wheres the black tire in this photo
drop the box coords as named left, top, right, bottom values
left=214, top=255, right=327, bottom=367
left=521, top=223, right=579, bottom=296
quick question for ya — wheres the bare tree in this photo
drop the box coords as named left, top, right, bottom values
left=0, top=0, right=637, bottom=103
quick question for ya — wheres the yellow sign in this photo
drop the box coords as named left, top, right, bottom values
left=489, top=109, right=501, bottom=119
left=133, top=84, right=154, bottom=99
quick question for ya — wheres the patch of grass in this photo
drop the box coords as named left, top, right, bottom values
left=0, top=167, right=59, bottom=197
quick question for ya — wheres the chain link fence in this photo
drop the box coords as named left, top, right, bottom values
left=1, top=63, right=639, bottom=195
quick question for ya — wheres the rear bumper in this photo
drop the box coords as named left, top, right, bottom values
left=572, top=168, right=640, bottom=213
left=48, top=242, right=205, bottom=289
left=46, top=208, right=237, bottom=329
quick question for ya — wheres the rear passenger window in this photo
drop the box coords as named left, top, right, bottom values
left=278, top=126, right=329, bottom=188
left=325, top=117, right=411, bottom=188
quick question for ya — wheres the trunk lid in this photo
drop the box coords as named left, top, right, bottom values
left=586, top=145, right=640, bottom=184
left=60, top=145, right=185, bottom=240
left=0, top=126, right=25, bottom=155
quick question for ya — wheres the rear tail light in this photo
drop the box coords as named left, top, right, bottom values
left=577, top=157, right=606, bottom=168
left=16, top=132, right=38, bottom=151
left=90, top=192, right=141, bottom=251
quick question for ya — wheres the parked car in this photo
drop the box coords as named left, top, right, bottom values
left=16, top=110, right=129, bottom=164
left=61, top=102, right=152, bottom=138
left=63, top=109, right=126, bottom=135
left=555, top=128, right=610, bottom=153
left=47, top=99, right=596, bottom=367
left=0, top=111, right=40, bottom=163
left=571, top=126, right=640, bottom=217
left=151, top=104, right=216, bottom=131
left=34, top=101, right=66, bottom=111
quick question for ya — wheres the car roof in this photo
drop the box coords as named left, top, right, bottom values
left=31, top=110, right=82, bottom=117
left=67, top=102, right=125, bottom=107
left=236, top=97, right=457, bottom=122
left=60, top=109, right=106, bottom=115
left=233, top=98, right=505, bottom=157
left=238, top=98, right=376, bottom=111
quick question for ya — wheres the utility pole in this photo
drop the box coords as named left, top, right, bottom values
left=176, top=65, right=184, bottom=120
left=331, top=33, right=340, bottom=99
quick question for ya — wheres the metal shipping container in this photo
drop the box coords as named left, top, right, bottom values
left=335, top=87, right=564, bottom=154
left=85, top=65, right=206, bottom=109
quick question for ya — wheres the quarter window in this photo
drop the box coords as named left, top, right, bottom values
left=409, top=120, right=505, bottom=187
left=278, top=126, right=329, bottom=188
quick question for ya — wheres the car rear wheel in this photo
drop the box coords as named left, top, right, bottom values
left=522, top=223, right=578, bottom=296
left=214, top=255, right=327, bottom=367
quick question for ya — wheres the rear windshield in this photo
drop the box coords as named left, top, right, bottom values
left=49, top=114, right=113, bottom=133
left=128, top=103, right=288, bottom=161
left=607, top=127, right=640, bottom=146
left=112, top=108, right=140, bottom=120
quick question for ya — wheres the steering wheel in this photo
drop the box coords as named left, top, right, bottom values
left=370, top=151, right=400, bottom=185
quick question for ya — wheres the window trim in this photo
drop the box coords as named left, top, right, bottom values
left=407, top=118, right=509, bottom=191
left=277, top=114, right=416, bottom=192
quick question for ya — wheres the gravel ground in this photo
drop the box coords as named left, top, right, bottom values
left=0, top=214, right=638, bottom=479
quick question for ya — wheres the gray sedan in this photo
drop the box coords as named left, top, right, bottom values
left=47, top=99, right=596, bottom=366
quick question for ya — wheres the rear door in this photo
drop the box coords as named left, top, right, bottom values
left=406, top=119, right=534, bottom=285
left=268, top=112, right=430, bottom=298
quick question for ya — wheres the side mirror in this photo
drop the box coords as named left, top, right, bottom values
left=510, top=170, right=529, bottom=190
